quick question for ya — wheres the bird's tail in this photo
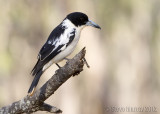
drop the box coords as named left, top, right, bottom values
left=28, top=69, right=43, bottom=96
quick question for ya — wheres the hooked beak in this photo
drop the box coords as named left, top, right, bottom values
left=86, top=19, right=101, bottom=29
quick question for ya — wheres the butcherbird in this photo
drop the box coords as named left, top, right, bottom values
left=28, top=12, right=101, bottom=96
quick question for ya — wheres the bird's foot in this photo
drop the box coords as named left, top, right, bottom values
left=64, top=58, right=70, bottom=61
left=56, top=63, right=61, bottom=68
left=64, top=58, right=71, bottom=63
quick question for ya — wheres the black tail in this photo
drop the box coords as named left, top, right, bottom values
left=31, top=59, right=42, bottom=76
left=28, top=69, right=43, bottom=96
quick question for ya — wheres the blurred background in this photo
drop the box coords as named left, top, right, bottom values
left=0, top=0, right=160, bottom=114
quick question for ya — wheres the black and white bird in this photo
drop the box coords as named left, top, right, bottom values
left=28, top=12, right=101, bottom=96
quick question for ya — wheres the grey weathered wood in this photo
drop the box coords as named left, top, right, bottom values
left=0, top=47, right=86, bottom=114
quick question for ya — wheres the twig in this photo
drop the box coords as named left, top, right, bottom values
left=83, top=57, right=90, bottom=68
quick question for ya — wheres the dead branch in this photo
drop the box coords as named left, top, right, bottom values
left=0, top=47, right=86, bottom=114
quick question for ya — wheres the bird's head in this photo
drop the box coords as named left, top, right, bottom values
left=66, top=12, right=101, bottom=29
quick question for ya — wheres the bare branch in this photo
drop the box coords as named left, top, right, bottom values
left=0, top=47, right=86, bottom=114
left=39, top=103, right=62, bottom=113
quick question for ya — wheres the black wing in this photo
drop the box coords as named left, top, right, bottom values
left=31, top=25, right=76, bottom=76
left=39, top=24, right=65, bottom=61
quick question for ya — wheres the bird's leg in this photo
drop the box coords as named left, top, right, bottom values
left=64, top=58, right=71, bottom=64
left=56, top=63, right=61, bottom=68
left=64, top=58, right=70, bottom=61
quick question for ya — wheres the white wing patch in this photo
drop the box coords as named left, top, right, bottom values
left=52, top=38, right=58, bottom=45
left=48, top=40, right=52, bottom=44
left=52, top=19, right=76, bottom=52
left=67, top=29, right=75, bottom=38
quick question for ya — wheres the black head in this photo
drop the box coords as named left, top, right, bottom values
left=66, top=12, right=89, bottom=27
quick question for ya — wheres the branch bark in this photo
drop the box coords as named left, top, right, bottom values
left=0, top=47, right=87, bottom=114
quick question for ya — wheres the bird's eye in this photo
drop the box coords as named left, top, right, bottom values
left=80, top=18, right=84, bottom=21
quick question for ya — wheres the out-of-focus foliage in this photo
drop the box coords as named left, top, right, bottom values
left=0, top=0, right=160, bottom=114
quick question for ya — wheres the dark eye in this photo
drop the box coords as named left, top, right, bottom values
left=80, top=18, right=84, bottom=21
